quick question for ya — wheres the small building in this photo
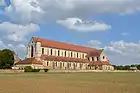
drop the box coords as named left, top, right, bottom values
left=15, top=37, right=114, bottom=71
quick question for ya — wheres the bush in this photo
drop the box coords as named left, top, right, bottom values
left=44, top=69, right=49, bottom=72
left=32, top=69, right=40, bottom=72
left=24, top=66, right=33, bottom=72
left=24, top=66, right=40, bottom=72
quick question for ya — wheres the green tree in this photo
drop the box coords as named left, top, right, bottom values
left=116, top=65, right=124, bottom=70
left=123, top=65, right=130, bottom=70
left=0, top=49, right=14, bottom=69
left=137, top=65, right=140, bottom=70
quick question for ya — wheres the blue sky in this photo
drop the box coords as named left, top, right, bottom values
left=0, top=0, right=140, bottom=65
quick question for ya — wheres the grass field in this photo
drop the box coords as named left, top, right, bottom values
left=0, top=72, right=140, bottom=93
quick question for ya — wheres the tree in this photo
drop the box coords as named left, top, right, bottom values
left=0, top=49, right=14, bottom=69
left=116, top=65, right=124, bottom=70
left=137, top=65, right=140, bottom=70
left=123, top=65, right=130, bottom=70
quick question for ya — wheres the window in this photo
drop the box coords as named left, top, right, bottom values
left=77, top=53, right=78, bottom=58
left=58, top=50, right=60, bottom=56
left=71, top=52, right=73, bottom=58
left=42, top=48, right=44, bottom=54
left=63, top=63, right=64, bottom=67
left=97, top=57, right=99, bottom=61
left=65, top=51, right=67, bottom=57
left=47, top=62, right=49, bottom=66
left=92, top=57, right=94, bottom=61
left=31, top=46, right=34, bottom=57
left=103, top=56, right=105, bottom=59
left=82, top=54, right=84, bottom=58
left=50, top=49, right=52, bottom=55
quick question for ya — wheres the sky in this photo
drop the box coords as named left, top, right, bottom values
left=0, top=0, right=140, bottom=65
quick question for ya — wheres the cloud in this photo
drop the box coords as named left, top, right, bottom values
left=105, top=40, right=140, bottom=65
left=121, top=32, right=130, bottom=36
left=0, top=41, right=26, bottom=58
left=0, top=22, right=39, bottom=42
left=88, top=40, right=102, bottom=48
left=57, top=18, right=111, bottom=32
left=3, top=0, right=140, bottom=24
left=0, top=0, right=6, bottom=6
left=0, top=21, right=39, bottom=58
left=4, top=0, right=44, bottom=24
left=0, top=40, right=6, bottom=48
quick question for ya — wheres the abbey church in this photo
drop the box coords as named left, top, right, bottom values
left=14, top=37, right=114, bottom=71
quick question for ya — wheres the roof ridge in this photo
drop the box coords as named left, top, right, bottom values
left=33, top=37, right=98, bottom=49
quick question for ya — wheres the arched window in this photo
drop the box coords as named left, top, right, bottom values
left=92, top=57, right=94, bottom=61
left=50, top=49, right=53, bottom=55
left=97, top=57, right=99, bottom=61
left=82, top=54, right=84, bottom=58
left=77, top=53, right=78, bottom=58
left=42, top=48, right=44, bottom=54
left=31, top=46, right=34, bottom=57
left=58, top=50, right=60, bottom=56
left=47, top=62, right=49, bottom=66
left=63, top=63, right=64, bottom=67
left=103, top=56, right=105, bottom=59
left=65, top=51, right=67, bottom=57
left=71, top=52, right=73, bottom=58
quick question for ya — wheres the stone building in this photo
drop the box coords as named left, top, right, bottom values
left=15, top=37, right=114, bottom=70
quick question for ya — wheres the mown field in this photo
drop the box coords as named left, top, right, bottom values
left=0, top=72, right=140, bottom=93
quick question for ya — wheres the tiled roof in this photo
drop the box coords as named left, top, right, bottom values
left=33, top=37, right=103, bottom=55
left=89, top=61, right=111, bottom=66
left=86, top=49, right=103, bottom=57
left=41, top=55, right=110, bottom=65
left=16, top=58, right=43, bottom=65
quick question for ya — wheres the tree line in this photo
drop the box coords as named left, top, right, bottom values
left=0, top=49, right=14, bottom=69
left=113, top=64, right=140, bottom=70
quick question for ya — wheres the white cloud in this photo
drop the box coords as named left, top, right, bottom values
left=0, top=40, right=6, bottom=48
left=0, top=22, right=39, bottom=42
left=0, top=21, right=39, bottom=58
left=3, top=0, right=140, bottom=24
left=88, top=40, right=102, bottom=48
left=57, top=18, right=111, bottom=32
left=5, top=0, right=44, bottom=24
left=0, top=41, right=26, bottom=58
left=0, top=40, right=26, bottom=58
left=105, top=40, right=140, bottom=65
left=0, top=0, right=6, bottom=6
left=121, top=32, right=130, bottom=36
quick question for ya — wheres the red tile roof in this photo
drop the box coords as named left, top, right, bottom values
left=41, top=55, right=110, bottom=65
left=33, top=37, right=102, bottom=55
left=16, top=58, right=43, bottom=65
left=89, top=61, right=111, bottom=66
left=86, top=49, right=103, bottom=57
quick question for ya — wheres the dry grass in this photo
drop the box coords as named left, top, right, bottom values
left=0, top=72, right=140, bottom=93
